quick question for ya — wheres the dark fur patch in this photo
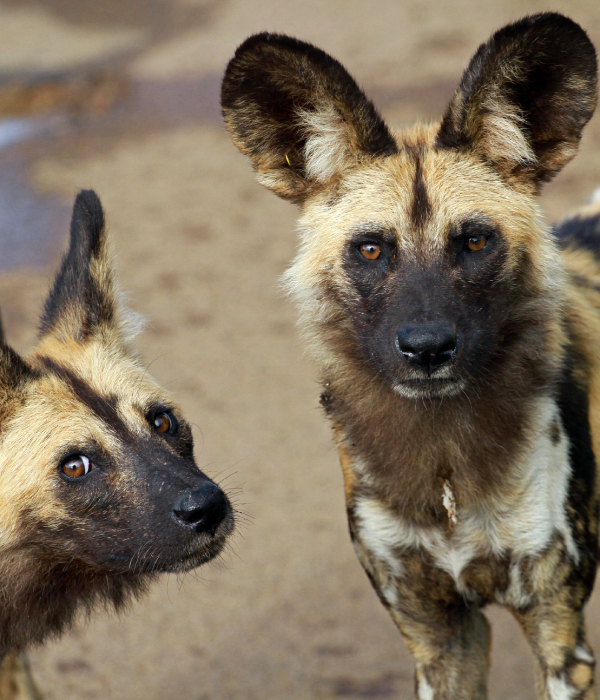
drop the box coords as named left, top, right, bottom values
left=556, top=346, right=599, bottom=595
left=319, top=388, right=335, bottom=416
left=39, top=190, right=114, bottom=341
left=0, top=346, right=34, bottom=394
left=38, top=356, right=131, bottom=440
left=328, top=372, right=539, bottom=524
left=343, top=228, right=398, bottom=302
left=410, top=156, right=432, bottom=229
left=0, top=549, right=150, bottom=658
left=554, top=213, right=600, bottom=258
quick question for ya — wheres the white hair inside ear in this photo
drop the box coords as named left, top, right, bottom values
left=116, top=290, right=147, bottom=345
left=300, top=106, right=355, bottom=182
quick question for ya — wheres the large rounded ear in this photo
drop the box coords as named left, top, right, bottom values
left=39, top=190, right=139, bottom=346
left=436, top=13, right=598, bottom=191
left=221, top=33, right=398, bottom=203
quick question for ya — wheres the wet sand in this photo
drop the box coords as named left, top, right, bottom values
left=1, top=1, right=600, bottom=697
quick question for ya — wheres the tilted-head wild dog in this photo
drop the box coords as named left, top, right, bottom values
left=0, top=190, right=234, bottom=698
left=222, top=13, right=600, bottom=699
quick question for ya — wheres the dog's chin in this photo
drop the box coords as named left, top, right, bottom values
left=163, top=536, right=229, bottom=573
left=392, top=377, right=465, bottom=400
left=139, top=534, right=230, bottom=574
left=107, top=515, right=234, bottom=574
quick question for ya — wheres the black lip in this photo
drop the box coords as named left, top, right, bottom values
left=156, top=528, right=233, bottom=573
left=401, top=377, right=457, bottom=383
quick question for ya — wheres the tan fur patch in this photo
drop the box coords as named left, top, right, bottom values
left=333, top=424, right=356, bottom=502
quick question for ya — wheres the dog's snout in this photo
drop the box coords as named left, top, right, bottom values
left=173, top=482, right=229, bottom=533
left=395, top=324, right=458, bottom=374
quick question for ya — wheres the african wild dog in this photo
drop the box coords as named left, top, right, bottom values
left=0, top=190, right=234, bottom=698
left=222, top=13, right=600, bottom=699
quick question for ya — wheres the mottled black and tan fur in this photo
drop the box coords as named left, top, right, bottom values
left=222, top=14, right=600, bottom=699
left=0, top=191, right=234, bottom=699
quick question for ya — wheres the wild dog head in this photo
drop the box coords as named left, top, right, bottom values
left=222, top=14, right=597, bottom=401
left=0, top=190, right=234, bottom=654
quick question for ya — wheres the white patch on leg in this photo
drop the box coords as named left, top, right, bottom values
left=416, top=669, right=435, bottom=700
left=574, top=645, right=595, bottom=664
left=354, top=498, right=405, bottom=606
left=547, top=674, right=578, bottom=700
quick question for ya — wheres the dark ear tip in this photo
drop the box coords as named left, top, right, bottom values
left=222, top=32, right=322, bottom=111
left=499, top=12, right=597, bottom=56
left=69, top=189, right=106, bottom=257
left=524, top=11, right=588, bottom=30
left=224, top=32, right=322, bottom=85
left=73, top=189, right=104, bottom=221
left=231, top=32, right=306, bottom=58
left=499, top=13, right=598, bottom=89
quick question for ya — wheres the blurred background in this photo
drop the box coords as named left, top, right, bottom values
left=1, top=1, right=599, bottom=698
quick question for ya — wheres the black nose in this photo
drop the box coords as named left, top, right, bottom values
left=173, top=482, right=229, bottom=533
left=395, top=324, right=458, bottom=374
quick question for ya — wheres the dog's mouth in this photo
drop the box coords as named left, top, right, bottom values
left=393, top=377, right=465, bottom=399
left=105, top=511, right=235, bottom=574
left=154, top=512, right=235, bottom=573
left=161, top=533, right=230, bottom=573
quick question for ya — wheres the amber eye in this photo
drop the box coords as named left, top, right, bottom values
left=61, top=455, right=92, bottom=478
left=359, top=243, right=381, bottom=260
left=153, top=412, right=172, bottom=434
left=467, top=235, right=487, bottom=252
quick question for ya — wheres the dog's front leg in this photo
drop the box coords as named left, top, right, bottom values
left=350, top=530, right=490, bottom=700
left=390, top=604, right=491, bottom=700
left=513, top=606, right=595, bottom=700
left=0, top=654, right=42, bottom=700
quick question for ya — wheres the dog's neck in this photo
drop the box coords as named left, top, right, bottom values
left=0, top=553, right=149, bottom=657
left=323, top=338, right=565, bottom=525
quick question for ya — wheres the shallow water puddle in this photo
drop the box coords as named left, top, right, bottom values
left=0, top=72, right=222, bottom=271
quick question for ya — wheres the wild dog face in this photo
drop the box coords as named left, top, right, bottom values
left=0, top=191, right=233, bottom=654
left=222, top=14, right=597, bottom=400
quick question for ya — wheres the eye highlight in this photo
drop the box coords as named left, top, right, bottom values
left=61, top=455, right=92, bottom=479
left=359, top=243, right=381, bottom=260
left=467, top=235, right=487, bottom=252
left=153, top=411, right=173, bottom=434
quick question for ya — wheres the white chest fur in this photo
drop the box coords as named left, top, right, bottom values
left=354, top=397, right=578, bottom=603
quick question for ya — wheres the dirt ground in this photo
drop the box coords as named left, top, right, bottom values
left=1, top=0, right=600, bottom=698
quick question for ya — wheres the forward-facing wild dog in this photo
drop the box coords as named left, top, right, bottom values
left=0, top=190, right=234, bottom=699
left=222, top=13, right=600, bottom=699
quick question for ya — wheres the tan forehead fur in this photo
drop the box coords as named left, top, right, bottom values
left=293, top=122, right=559, bottom=292
left=32, top=334, right=174, bottom=419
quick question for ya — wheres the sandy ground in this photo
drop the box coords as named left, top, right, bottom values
left=1, top=0, right=600, bottom=698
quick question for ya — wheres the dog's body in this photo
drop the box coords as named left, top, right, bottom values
left=222, top=14, right=600, bottom=698
left=0, top=191, right=234, bottom=698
